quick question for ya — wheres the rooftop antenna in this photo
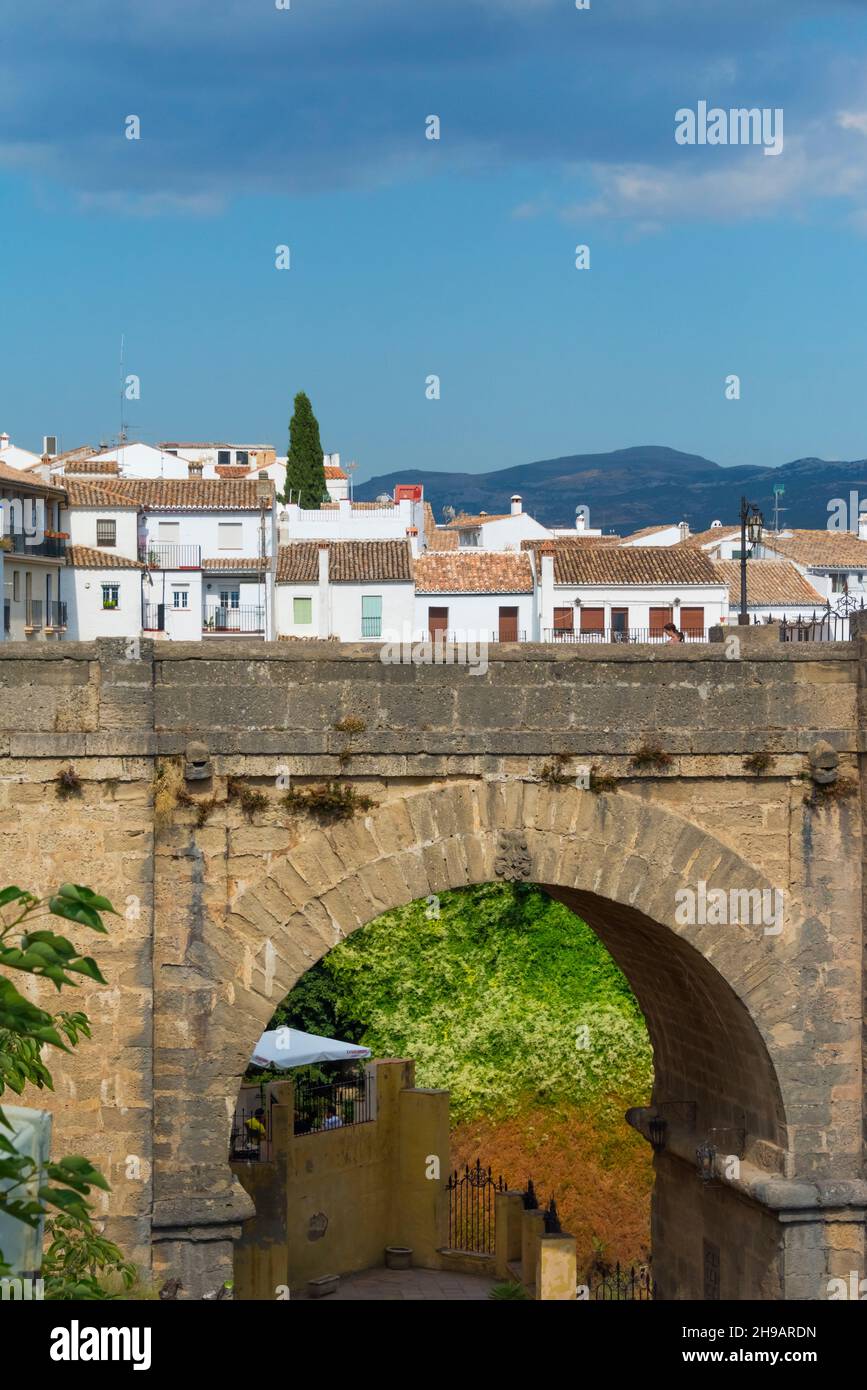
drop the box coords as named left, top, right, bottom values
left=119, top=334, right=128, bottom=446
left=344, top=458, right=358, bottom=503
left=771, top=484, right=786, bottom=533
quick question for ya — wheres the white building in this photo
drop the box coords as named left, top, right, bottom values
left=157, top=442, right=276, bottom=477
left=711, top=559, right=825, bottom=625
left=413, top=552, right=535, bottom=642
left=276, top=540, right=414, bottom=641
left=65, top=546, right=146, bottom=642
left=621, top=523, right=690, bottom=548
left=278, top=496, right=426, bottom=544
left=679, top=523, right=742, bottom=560
left=62, top=475, right=276, bottom=641
left=441, top=496, right=552, bottom=551
left=0, top=432, right=44, bottom=472
left=0, top=462, right=69, bottom=642
left=755, top=527, right=867, bottom=606
left=528, top=541, right=729, bottom=640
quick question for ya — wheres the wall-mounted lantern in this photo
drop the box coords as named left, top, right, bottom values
left=696, top=1141, right=717, bottom=1184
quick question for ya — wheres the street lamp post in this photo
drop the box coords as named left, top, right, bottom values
left=738, top=496, right=764, bottom=626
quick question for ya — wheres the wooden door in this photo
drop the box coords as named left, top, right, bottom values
left=498, top=606, right=519, bottom=642
left=611, top=607, right=629, bottom=639
left=428, top=606, right=449, bottom=639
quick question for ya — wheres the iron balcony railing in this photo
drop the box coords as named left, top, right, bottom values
left=142, top=543, right=202, bottom=570
left=203, top=605, right=265, bottom=634
left=25, top=600, right=43, bottom=630
left=45, top=601, right=67, bottom=629
left=142, top=602, right=165, bottom=632
left=543, top=626, right=708, bottom=644
left=2, top=533, right=66, bottom=559
left=425, top=630, right=528, bottom=644
left=293, top=1071, right=374, bottom=1136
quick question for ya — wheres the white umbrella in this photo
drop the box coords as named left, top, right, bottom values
left=251, top=1026, right=371, bottom=1070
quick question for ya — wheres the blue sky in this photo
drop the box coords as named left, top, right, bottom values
left=2, top=0, right=867, bottom=480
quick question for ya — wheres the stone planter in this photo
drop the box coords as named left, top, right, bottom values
left=307, top=1274, right=339, bottom=1299
left=385, top=1246, right=413, bottom=1270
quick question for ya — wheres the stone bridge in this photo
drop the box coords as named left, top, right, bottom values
left=1, top=625, right=865, bottom=1300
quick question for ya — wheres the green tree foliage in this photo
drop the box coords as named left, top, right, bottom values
left=281, top=391, right=328, bottom=507
left=0, top=883, right=118, bottom=1284
left=273, top=884, right=652, bottom=1123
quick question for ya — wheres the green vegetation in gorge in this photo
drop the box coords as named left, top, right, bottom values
left=272, top=883, right=653, bottom=1123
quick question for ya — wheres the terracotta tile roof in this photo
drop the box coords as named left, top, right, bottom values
left=202, top=557, right=266, bottom=571
left=63, top=459, right=121, bottom=476
left=712, top=559, right=825, bottom=608
left=445, top=512, right=511, bottom=529
left=277, top=540, right=414, bottom=584
left=214, top=465, right=253, bottom=479
left=414, top=552, right=534, bottom=594
left=761, top=530, right=867, bottom=569
left=77, top=478, right=271, bottom=510
left=63, top=479, right=140, bottom=509
left=521, top=535, right=620, bottom=552
left=621, top=524, right=678, bottom=542
left=66, top=544, right=145, bottom=570
left=536, top=543, right=721, bottom=586
left=158, top=442, right=273, bottom=451
left=426, top=528, right=460, bottom=551
left=680, top=526, right=739, bottom=548
left=0, top=459, right=66, bottom=496
left=324, top=466, right=347, bottom=479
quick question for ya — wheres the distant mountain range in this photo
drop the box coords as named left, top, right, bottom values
left=356, top=446, right=867, bottom=533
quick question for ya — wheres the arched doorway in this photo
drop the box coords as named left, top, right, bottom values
left=152, top=782, right=813, bottom=1299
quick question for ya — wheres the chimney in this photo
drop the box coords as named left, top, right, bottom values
left=575, top=511, right=586, bottom=533
left=187, top=459, right=203, bottom=478
left=318, top=541, right=330, bottom=637
left=0, top=433, right=9, bottom=452
left=511, top=495, right=523, bottom=516
left=406, top=525, right=420, bottom=557
left=678, top=520, right=690, bottom=541
left=277, top=510, right=290, bottom=546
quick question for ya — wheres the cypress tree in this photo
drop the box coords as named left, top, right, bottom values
left=281, top=392, right=328, bottom=507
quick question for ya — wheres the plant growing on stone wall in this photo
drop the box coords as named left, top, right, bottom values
left=55, top=766, right=83, bottom=800
left=334, top=716, right=367, bottom=769
left=743, top=752, right=774, bottom=776
left=152, top=760, right=193, bottom=830
left=283, top=780, right=377, bottom=825
left=226, top=777, right=269, bottom=823
left=539, top=753, right=573, bottom=786
left=0, top=883, right=117, bottom=1282
left=588, top=767, right=618, bottom=794
left=629, top=743, right=673, bottom=771
left=802, top=776, right=858, bottom=809
left=194, top=795, right=218, bottom=828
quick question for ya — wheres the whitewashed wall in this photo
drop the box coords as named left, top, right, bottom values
left=412, top=591, right=535, bottom=640
left=65, top=567, right=143, bottom=641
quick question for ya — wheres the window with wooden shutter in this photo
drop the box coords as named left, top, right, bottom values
left=580, top=608, right=604, bottom=633
left=553, top=606, right=574, bottom=633
left=649, top=606, right=673, bottom=637
left=680, top=606, right=705, bottom=638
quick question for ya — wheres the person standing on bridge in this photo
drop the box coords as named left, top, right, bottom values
left=663, top=621, right=685, bottom=643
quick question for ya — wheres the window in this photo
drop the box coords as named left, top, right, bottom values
left=428, top=606, right=448, bottom=639
left=218, top=523, right=243, bottom=550
left=96, top=518, right=116, bottom=547
left=458, top=529, right=481, bottom=548
left=217, top=450, right=231, bottom=467
left=172, top=588, right=189, bottom=609
left=12, top=571, right=19, bottom=602
left=680, top=606, right=705, bottom=638
left=158, top=521, right=180, bottom=543
left=236, top=451, right=249, bottom=468
left=361, top=594, right=382, bottom=638
left=580, top=608, right=604, bottom=633
left=553, top=606, right=575, bottom=633
left=293, top=597, right=312, bottom=625
left=649, top=606, right=673, bottom=637
left=219, top=589, right=240, bottom=609
left=101, top=584, right=119, bottom=610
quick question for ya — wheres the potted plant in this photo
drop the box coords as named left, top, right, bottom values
left=102, top=600, right=118, bottom=611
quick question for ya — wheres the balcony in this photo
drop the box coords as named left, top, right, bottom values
left=45, top=601, right=68, bottom=631
left=543, top=627, right=708, bottom=644
left=24, top=600, right=43, bottom=631
left=2, top=533, right=66, bottom=559
left=203, top=605, right=265, bottom=635
left=141, top=543, right=202, bottom=570
left=143, top=602, right=166, bottom=632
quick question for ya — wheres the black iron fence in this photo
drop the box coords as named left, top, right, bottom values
left=446, top=1160, right=506, bottom=1255
left=585, top=1261, right=655, bottom=1301
left=779, top=607, right=861, bottom=642
left=293, top=1070, right=374, bottom=1136
left=203, top=605, right=265, bottom=634
left=25, top=600, right=43, bottom=630
left=142, top=602, right=165, bottom=631
left=46, top=601, right=67, bottom=629
left=544, top=627, right=707, bottom=644
left=229, top=1105, right=271, bottom=1161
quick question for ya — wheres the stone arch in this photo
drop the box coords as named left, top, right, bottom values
left=155, top=780, right=818, bottom=1297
